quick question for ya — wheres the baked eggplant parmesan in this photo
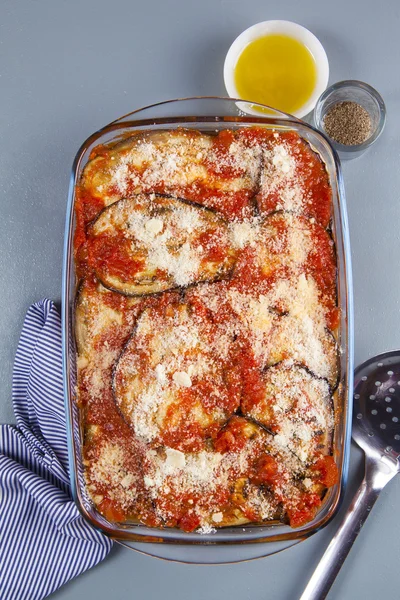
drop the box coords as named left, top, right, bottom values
left=74, top=127, right=340, bottom=533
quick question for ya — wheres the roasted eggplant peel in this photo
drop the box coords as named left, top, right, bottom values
left=86, top=194, right=238, bottom=296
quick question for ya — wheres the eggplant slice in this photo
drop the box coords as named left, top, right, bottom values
left=228, top=477, right=281, bottom=525
left=255, top=132, right=332, bottom=228
left=74, top=277, right=142, bottom=418
left=112, top=301, right=242, bottom=451
left=87, top=194, right=238, bottom=296
left=80, top=129, right=261, bottom=218
left=213, top=281, right=339, bottom=386
left=212, top=415, right=325, bottom=526
left=257, top=212, right=337, bottom=299
left=241, top=362, right=334, bottom=466
left=265, top=313, right=339, bottom=389
left=80, top=130, right=214, bottom=206
left=75, top=278, right=141, bottom=360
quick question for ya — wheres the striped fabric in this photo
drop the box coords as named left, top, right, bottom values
left=0, top=300, right=113, bottom=600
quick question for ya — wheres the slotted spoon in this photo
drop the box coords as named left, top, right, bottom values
left=300, top=350, right=400, bottom=600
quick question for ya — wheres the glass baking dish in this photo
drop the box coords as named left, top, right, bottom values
left=62, top=97, right=354, bottom=563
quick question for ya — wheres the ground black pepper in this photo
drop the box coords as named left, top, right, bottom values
left=323, top=101, right=371, bottom=146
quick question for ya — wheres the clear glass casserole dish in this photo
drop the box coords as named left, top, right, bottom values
left=62, top=97, right=354, bottom=564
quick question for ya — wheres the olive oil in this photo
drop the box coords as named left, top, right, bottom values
left=234, top=34, right=317, bottom=114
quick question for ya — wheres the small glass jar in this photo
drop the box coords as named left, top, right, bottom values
left=313, top=80, right=386, bottom=160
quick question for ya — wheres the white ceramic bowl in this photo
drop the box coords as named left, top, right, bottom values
left=224, top=20, right=329, bottom=119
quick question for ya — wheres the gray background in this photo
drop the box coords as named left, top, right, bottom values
left=1, top=0, right=399, bottom=598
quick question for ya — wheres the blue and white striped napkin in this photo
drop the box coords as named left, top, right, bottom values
left=0, top=300, right=113, bottom=600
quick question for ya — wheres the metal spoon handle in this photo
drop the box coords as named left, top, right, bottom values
left=300, top=458, right=395, bottom=600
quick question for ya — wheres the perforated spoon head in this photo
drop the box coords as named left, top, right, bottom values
left=352, top=350, right=400, bottom=471
left=299, top=351, right=400, bottom=600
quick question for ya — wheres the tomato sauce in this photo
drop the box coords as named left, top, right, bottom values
left=198, top=230, right=229, bottom=263
left=240, top=346, right=269, bottom=416
left=287, top=492, right=322, bottom=528
left=214, top=418, right=250, bottom=453
left=74, top=190, right=104, bottom=252
left=250, top=455, right=282, bottom=487
left=312, top=455, right=339, bottom=488
left=87, top=234, right=144, bottom=282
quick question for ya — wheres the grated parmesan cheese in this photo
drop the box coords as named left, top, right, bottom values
left=165, top=448, right=186, bottom=469
left=172, top=371, right=192, bottom=388
left=198, top=523, right=216, bottom=535
left=229, top=217, right=261, bottom=249
left=88, top=442, right=137, bottom=509
left=145, top=217, right=164, bottom=235
left=212, top=512, right=223, bottom=523
left=258, top=142, right=312, bottom=216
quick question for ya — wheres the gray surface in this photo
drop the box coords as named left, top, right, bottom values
left=0, top=0, right=399, bottom=598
